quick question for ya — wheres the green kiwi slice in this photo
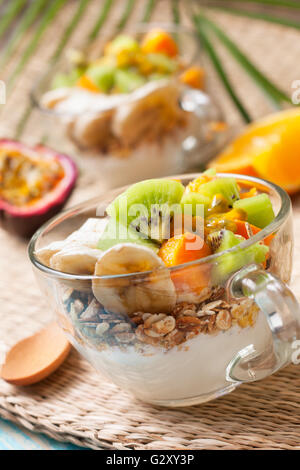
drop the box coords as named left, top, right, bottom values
left=233, top=193, right=275, bottom=229
left=212, top=229, right=269, bottom=284
left=97, top=218, right=159, bottom=253
left=86, top=63, right=116, bottom=93
left=180, top=175, right=239, bottom=216
left=106, top=179, right=185, bottom=243
left=105, top=35, right=140, bottom=56
left=181, top=191, right=211, bottom=217
left=197, top=177, right=240, bottom=205
left=115, top=69, right=146, bottom=93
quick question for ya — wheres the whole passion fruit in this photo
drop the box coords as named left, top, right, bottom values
left=0, top=139, right=77, bottom=237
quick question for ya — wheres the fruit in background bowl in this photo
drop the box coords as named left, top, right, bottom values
left=0, top=140, right=77, bottom=237
left=209, top=108, right=300, bottom=194
left=40, top=28, right=211, bottom=154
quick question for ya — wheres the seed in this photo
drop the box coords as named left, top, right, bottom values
left=216, top=310, right=232, bottom=331
left=115, top=332, right=135, bottom=343
left=110, top=323, right=132, bottom=334
left=182, top=309, right=198, bottom=317
left=152, top=316, right=176, bottom=335
left=96, top=323, right=110, bottom=336
left=144, top=314, right=166, bottom=329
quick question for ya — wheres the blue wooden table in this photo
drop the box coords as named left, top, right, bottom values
left=0, top=418, right=86, bottom=450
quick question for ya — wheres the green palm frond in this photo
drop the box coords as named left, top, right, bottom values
left=141, top=0, right=157, bottom=22
left=0, top=0, right=27, bottom=40
left=8, top=0, right=68, bottom=91
left=215, top=0, right=300, bottom=8
left=0, top=0, right=48, bottom=69
left=207, top=5, right=300, bottom=30
left=116, top=0, right=136, bottom=31
left=87, top=0, right=114, bottom=42
left=194, top=17, right=251, bottom=123
left=15, top=0, right=90, bottom=138
left=197, top=13, right=291, bottom=108
left=52, top=0, right=91, bottom=62
left=171, top=0, right=180, bottom=25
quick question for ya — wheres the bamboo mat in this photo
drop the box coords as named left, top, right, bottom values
left=0, top=0, right=300, bottom=450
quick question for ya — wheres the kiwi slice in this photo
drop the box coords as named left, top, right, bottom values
left=52, top=68, right=83, bottom=89
left=86, top=63, right=116, bottom=93
left=115, top=69, right=146, bottom=93
left=233, top=194, right=275, bottom=229
left=146, top=53, right=177, bottom=74
left=181, top=191, right=211, bottom=217
left=212, top=229, right=269, bottom=284
left=181, top=176, right=239, bottom=216
left=105, top=35, right=140, bottom=56
left=107, top=179, right=185, bottom=243
left=197, top=177, right=240, bottom=205
left=97, top=218, right=159, bottom=253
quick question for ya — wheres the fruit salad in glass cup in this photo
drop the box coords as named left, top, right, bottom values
left=31, top=25, right=227, bottom=188
left=29, top=172, right=300, bottom=406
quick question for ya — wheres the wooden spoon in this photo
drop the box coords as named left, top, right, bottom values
left=1, top=322, right=71, bottom=386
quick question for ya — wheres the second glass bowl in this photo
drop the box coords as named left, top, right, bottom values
left=31, top=23, right=228, bottom=189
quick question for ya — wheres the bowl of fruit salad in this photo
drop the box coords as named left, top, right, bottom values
left=31, top=24, right=227, bottom=189
left=29, top=171, right=300, bottom=406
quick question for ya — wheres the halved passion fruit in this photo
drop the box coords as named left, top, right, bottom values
left=0, top=140, right=77, bottom=237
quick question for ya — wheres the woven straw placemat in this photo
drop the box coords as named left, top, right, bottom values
left=1, top=0, right=300, bottom=450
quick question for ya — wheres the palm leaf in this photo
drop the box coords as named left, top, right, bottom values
left=196, top=13, right=291, bottom=107
left=141, top=0, right=157, bottom=22
left=0, top=0, right=27, bottom=39
left=208, top=6, right=300, bottom=30
left=8, top=0, right=68, bottom=91
left=171, top=0, right=180, bottom=25
left=87, top=0, right=114, bottom=42
left=116, top=0, right=135, bottom=31
left=15, top=0, right=91, bottom=138
left=214, top=0, right=300, bottom=9
left=194, top=17, right=251, bottom=123
left=52, top=0, right=91, bottom=62
left=0, top=0, right=48, bottom=69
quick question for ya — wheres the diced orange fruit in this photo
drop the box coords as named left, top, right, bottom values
left=159, top=233, right=211, bottom=293
left=240, top=187, right=258, bottom=199
left=233, top=220, right=274, bottom=246
left=208, top=109, right=300, bottom=194
left=76, top=75, right=100, bottom=93
left=159, top=232, right=211, bottom=266
left=141, top=29, right=178, bottom=57
left=180, top=66, right=205, bottom=89
left=185, top=173, right=214, bottom=193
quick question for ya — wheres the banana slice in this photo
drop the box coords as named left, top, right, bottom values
left=36, top=218, right=107, bottom=266
left=112, top=80, right=185, bottom=147
left=41, top=87, right=74, bottom=110
left=50, top=245, right=102, bottom=274
left=70, top=111, right=112, bottom=148
left=92, top=243, right=176, bottom=315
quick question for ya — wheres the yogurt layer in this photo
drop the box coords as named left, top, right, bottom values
left=73, top=311, right=272, bottom=404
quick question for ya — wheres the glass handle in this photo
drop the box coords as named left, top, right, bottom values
left=226, top=264, right=300, bottom=383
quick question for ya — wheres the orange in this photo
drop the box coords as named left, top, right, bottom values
left=76, top=75, right=100, bottom=93
left=141, top=29, right=178, bottom=57
left=208, top=108, right=300, bottom=193
left=180, top=66, right=205, bottom=89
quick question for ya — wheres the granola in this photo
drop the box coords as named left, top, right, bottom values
left=62, top=286, right=260, bottom=351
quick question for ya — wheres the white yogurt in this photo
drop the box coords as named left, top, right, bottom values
left=74, top=311, right=273, bottom=405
